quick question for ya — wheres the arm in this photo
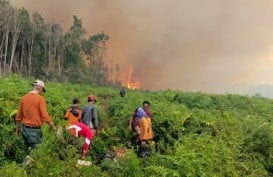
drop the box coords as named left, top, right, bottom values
left=48, top=121, right=57, bottom=131
left=78, top=109, right=82, bottom=122
left=64, top=108, right=70, bottom=120
left=128, top=116, right=133, bottom=131
left=92, top=107, right=99, bottom=131
left=81, top=107, right=87, bottom=124
left=40, top=97, right=56, bottom=131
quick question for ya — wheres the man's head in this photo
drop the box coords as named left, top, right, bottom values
left=142, top=100, right=150, bottom=112
left=87, top=95, right=97, bottom=103
left=73, top=98, right=80, bottom=105
left=32, top=80, right=46, bottom=93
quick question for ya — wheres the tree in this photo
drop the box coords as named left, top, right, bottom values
left=0, top=0, right=12, bottom=75
left=62, top=15, right=86, bottom=82
left=82, top=33, right=110, bottom=85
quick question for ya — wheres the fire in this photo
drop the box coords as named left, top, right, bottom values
left=122, top=66, right=140, bottom=90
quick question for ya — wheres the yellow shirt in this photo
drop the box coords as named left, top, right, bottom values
left=139, top=117, right=153, bottom=141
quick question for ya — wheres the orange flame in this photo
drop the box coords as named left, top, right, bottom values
left=122, top=66, right=140, bottom=90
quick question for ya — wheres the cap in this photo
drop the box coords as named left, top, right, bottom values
left=136, top=107, right=147, bottom=118
left=88, top=95, right=97, bottom=102
left=32, top=80, right=46, bottom=92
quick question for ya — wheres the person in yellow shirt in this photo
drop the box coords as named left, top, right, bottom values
left=135, top=107, right=154, bottom=157
left=64, top=98, right=82, bottom=125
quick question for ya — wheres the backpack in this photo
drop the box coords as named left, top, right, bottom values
left=70, top=106, right=79, bottom=117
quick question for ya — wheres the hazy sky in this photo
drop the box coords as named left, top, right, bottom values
left=10, top=0, right=273, bottom=95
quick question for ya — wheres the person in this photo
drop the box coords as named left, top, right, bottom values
left=66, top=122, right=94, bottom=162
left=15, top=80, right=57, bottom=160
left=142, top=100, right=152, bottom=118
left=81, top=95, right=99, bottom=135
left=128, top=100, right=152, bottom=133
left=136, top=107, right=154, bottom=157
left=119, top=87, right=126, bottom=97
left=64, top=98, right=82, bottom=125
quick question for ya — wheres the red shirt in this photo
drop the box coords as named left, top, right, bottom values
left=67, top=122, right=93, bottom=156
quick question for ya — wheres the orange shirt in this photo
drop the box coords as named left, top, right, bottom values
left=64, top=106, right=82, bottom=125
left=16, top=91, right=52, bottom=127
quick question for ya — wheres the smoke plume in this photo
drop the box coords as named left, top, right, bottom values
left=10, top=0, right=273, bottom=94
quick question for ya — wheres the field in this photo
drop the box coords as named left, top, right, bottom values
left=1, top=75, right=273, bottom=177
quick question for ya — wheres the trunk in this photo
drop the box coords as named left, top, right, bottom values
left=9, top=11, right=21, bottom=73
left=3, top=30, right=9, bottom=74
left=28, top=38, right=33, bottom=76
left=9, top=32, right=20, bottom=73
left=20, top=43, right=24, bottom=73
left=0, top=35, right=3, bottom=75
left=0, top=33, right=4, bottom=60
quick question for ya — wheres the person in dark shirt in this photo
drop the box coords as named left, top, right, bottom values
left=119, top=87, right=126, bottom=97
left=81, top=95, right=99, bottom=135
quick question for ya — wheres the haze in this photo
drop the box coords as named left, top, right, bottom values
left=10, top=0, right=273, bottom=97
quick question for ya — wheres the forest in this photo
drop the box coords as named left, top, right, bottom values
left=0, top=0, right=121, bottom=86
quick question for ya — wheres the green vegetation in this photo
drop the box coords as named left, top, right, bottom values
left=0, top=0, right=119, bottom=86
left=1, top=75, right=273, bottom=176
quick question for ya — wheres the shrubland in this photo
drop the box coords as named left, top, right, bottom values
left=1, top=75, right=273, bottom=176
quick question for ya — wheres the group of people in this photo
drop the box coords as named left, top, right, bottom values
left=15, top=80, right=99, bottom=165
left=15, top=79, right=154, bottom=166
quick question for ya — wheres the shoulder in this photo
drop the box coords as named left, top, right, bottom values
left=26, top=93, right=45, bottom=101
left=72, top=105, right=82, bottom=110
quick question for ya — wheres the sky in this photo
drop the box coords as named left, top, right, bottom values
left=10, top=0, right=273, bottom=97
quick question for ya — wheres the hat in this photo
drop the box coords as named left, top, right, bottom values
left=88, top=95, right=97, bottom=102
left=136, top=107, right=147, bottom=118
left=32, top=80, right=46, bottom=92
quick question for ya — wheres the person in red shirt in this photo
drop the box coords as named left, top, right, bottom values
left=66, top=122, right=94, bottom=159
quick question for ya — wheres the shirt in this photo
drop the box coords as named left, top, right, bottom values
left=131, top=110, right=152, bottom=128
left=67, top=122, right=93, bottom=156
left=81, top=103, right=99, bottom=130
left=64, top=105, right=82, bottom=125
left=16, top=91, right=52, bottom=127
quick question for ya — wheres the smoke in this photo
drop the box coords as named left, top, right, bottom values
left=10, top=0, right=273, bottom=94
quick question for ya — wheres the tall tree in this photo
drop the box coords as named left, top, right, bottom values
left=0, top=1, right=12, bottom=75
left=31, top=12, right=46, bottom=78
left=62, top=15, right=86, bottom=82
left=82, top=33, right=109, bottom=85
left=9, top=8, right=23, bottom=73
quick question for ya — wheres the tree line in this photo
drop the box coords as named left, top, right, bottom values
left=0, top=0, right=122, bottom=86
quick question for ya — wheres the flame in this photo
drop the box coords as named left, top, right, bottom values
left=122, top=66, right=140, bottom=90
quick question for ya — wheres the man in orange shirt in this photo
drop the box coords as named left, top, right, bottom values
left=64, top=98, right=82, bottom=125
left=16, top=80, right=57, bottom=153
